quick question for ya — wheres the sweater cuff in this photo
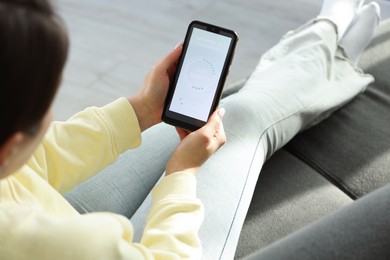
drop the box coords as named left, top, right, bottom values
left=152, top=173, right=197, bottom=204
left=99, top=97, right=142, bottom=154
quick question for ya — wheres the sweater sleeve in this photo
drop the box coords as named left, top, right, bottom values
left=26, top=98, right=142, bottom=194
left=142, top=173, right=204, bottom=259
left=0, top=173, right=204, bottom=260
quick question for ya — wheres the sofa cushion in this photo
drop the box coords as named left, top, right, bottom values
left=244, top=183, right=390, bottom=260
left=235, top=149, right=352, bottom=259
left=286, top=20, right=390, bottom=198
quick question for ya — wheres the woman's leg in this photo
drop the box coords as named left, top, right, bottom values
left=197, top=15, right=378, bottom=258
left=207, top=11, right=382, bottom=257
left=64, top=123, right=179, bottom=219
left=130, top=18, right=376, bottom=258
left=130, top=3, right=379, bottom=255
left=340, top=2, right=381, bottom=65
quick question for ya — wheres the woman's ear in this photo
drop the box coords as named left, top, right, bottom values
left=0, top=132, right=24, bottom=167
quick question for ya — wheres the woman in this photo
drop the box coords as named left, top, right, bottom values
left=0, top=0, right=380, bottom=259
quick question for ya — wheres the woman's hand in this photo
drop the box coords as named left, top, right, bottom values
left=128, top=42, right=183, bottom=132
left=166, top=108, right=226, bottom=176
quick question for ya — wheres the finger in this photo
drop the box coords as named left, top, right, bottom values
left=214, top=121, right=226, bottom=147
left=159, top=41, right=183, bottom=73
left=167, top=42, right=183, bottom=78
left=197, top=108, right=226, bottom=151
left=217, top=108, right=225, bottom=120
left=203, top=108, right=225, bottom=135
left=175, top=127, right=190, bottom=140
left=208, top=112, right=226, bottom=147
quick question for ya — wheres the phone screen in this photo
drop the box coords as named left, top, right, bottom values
left=168, top=28, right=233, bottom=121
left=163, top=21, right=238, bottom=131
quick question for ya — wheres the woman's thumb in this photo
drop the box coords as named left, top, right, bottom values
left=204, top=108, right=225, bottom=135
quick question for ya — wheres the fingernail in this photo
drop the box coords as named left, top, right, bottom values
left=174, top=41, right=183, bottom=49
left=218, top=108, right=225, bottom=119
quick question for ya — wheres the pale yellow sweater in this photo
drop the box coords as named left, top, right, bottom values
left=0, top=98, right=204, bottom=259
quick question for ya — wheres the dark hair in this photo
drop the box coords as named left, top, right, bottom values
left=0, top=0, right=68, bottom=146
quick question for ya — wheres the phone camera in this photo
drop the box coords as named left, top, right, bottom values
left=209, top=27, right=218, bottom=33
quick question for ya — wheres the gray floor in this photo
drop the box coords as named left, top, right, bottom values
left=53, top=0, right=326, bottom=120
left=54, top=0, right=390, bottom=120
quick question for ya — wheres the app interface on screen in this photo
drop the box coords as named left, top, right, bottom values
left=169, top=28, right=232, bottom=121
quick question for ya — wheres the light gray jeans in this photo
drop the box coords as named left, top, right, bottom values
left=65, top=20, right=373, bottom=259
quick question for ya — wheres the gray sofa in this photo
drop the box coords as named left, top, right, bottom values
left=229, top=19, right=390, bottom=259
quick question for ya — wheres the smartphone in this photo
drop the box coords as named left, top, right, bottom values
left=162, top=20, right=238, bottom=131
